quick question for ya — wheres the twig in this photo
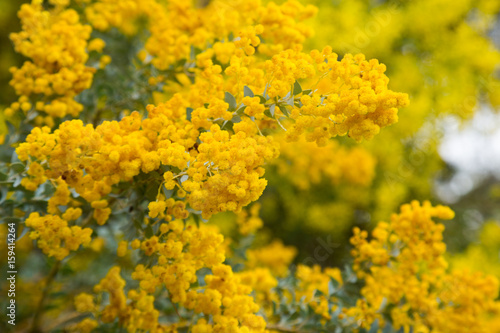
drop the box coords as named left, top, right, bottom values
left=31, top=261, right=61, bottom=333
left=276, top=118, right=287, bottom=132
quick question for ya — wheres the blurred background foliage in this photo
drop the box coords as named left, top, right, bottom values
left=0, top=0, right=25, bottom=107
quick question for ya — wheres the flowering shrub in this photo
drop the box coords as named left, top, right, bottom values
left=1, top=0, right=499, bottom=332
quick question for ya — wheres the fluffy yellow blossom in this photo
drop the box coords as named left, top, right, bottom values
left=74, top=293, right=96, bottom=313
left=8, top=0, right=96, bottom=123
left=283, top=51, right=409, bottom=144
left=345, top=201, right=500, bottom=332
left=272, top=134, right=376, bottom=190
left=236, top=203, right=263, bottom=235
left=246, top=240, right=297, bottom=277
left=25, top=212, right=92, bottom=260
left=69, top=318, right=98, bottom=333
left=187, top=124, right=279, bottom=219
left=237, top=267, right=278, bottom=309
left=117, top=240, right=128, bottom=257
left=296, top=264, right=343, bottom=319
left=93, top=266, right=128, bottom=323
left=79, top=221, right=265, bottom=332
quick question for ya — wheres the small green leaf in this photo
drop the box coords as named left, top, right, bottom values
left=186, top=107, right=193, bottom=121
left=190, top=45, right=196, bottom=60
left=162, top=187, right=174, bottom=199
left=293, top=81, right=302, bottom=95
left=235, top=106, right=247, bottom=116
left=256, top=94, right=267, bottom=104
left=368, top=319, right=379, bottom=333
left=302, top=89, right=312, bottom=95
left=269, top=104, right=275, bottom=117
left=1, top=217, right=21, bottom=224
left=221, top=120, right=234, bottom=131
left=264, top=105, right=276, bottom=119
left=224, top=92, right=237, bottom=111
left=244, top=86, right=254, bottom=98
left=0, top=171, right=8, bottom=182
left=133, top=218, right=143, bottom=231
left=278, top=105, right=290, bottom=117
left=191, top=213, right=201, bottom=227
left=144, top=225, right=154, bottom=238
left=10, top=162, right=25, bottom=174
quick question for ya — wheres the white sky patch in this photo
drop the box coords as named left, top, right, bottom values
left=436, top=107, right=500, bottom=203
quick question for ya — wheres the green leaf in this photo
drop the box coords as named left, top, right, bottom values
left=293, top=81, right=302, bottom=95
left=269, top=104, right=275, bottom=117
left=235, top=106, right=247, bottom=116
left=224, top=92, right=237, bottom=111
left=191, top=213, right=201, bottom=227
left=144, top=182, right=160, bottom=201
left=263, top=84, right=269, bottom=99
left=328, top=278, right=339, bottom=296
left=144, top=225, right=154, bottom=238
left=1, top=217, right=21, bottom=224
left=368, top=319, right=379, bottom=333
left=186, top=107, right=193, bottom=121
left=0, top=186, right=8, bottom=204
left=10, top=162, right=25, bottom=174
left=302, top=89, right=312, bottom=95
left=244, top=86, right=254, bottom=98
left=255, top=94, right=267, bottom=104
left=278, top=105, right=290, bottom=117
left=190, top=45, right=196, bottom=60
left=221, top=120, right=234, bottom=131
left=133, top=218, right=143, bottom=231
left=264, top=105, right=275, bottom=119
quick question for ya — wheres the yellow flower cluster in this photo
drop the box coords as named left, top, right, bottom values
left=185, top=42, right=408, bottom=146
left=25, top=212, right=92, bottom=260
left=6, top=0, right=98, bottom=124
left=16, top=97, right=279, bottom=221
left=79, top=0, right=408, bottom=148
left=295, top=264, right=343, bottom=320
left=82, top=0, right=315, bottom=76
left=186, top=124, right=279, bottom=219
left=246, top=240, right=297, bottom=278
left=237, top=267, right=278, bottom=310
left=272, top=135, right=376, bottom=190
left=139, top=0, right=317, bottom=71
left=345, top=201, right=500, bottom=332
left=285, top=51, right=409, bottom=144
left=69, top=318, right=99, bottom=333
left=76, top=221, right=265, bottom=332
left=191, top=264, right=266, bottom=332
left=131, top=223, right=225, bottom=300
left=86, top=266, right=168, bottom=332
left=236, top=203, right=263, bottom=235
left=84, top=0, right=146, bottom=35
